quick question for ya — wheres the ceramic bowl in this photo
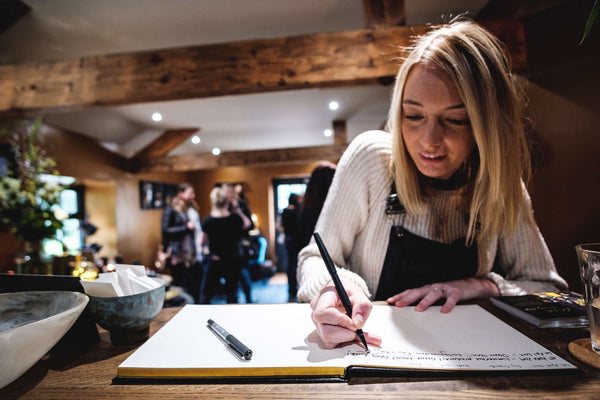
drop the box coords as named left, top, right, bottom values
left=88, top=284, right=165, bottom=345
left=0, top=291, right=89, bottom=389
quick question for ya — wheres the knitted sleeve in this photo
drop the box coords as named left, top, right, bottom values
left=296, top=130, right=392, bottom=302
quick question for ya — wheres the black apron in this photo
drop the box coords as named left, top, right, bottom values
left=374, top=185, right=478, bottom=301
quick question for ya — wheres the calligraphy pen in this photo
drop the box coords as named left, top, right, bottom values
left=313, top=232, right=369, bottom=351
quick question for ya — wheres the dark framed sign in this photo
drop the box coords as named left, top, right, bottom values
left=139, top=180, right=177, bottom=210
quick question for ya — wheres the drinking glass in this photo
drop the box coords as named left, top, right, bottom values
left=576, top=243, right=600, bottom=353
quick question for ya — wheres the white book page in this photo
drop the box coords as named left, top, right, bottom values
left=118, top=304, right=576, bottom=374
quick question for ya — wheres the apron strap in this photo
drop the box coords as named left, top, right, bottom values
left=375, top=184, right=478, bottom=301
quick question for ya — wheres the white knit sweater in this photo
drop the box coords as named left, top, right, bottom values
left=297, top=130, right=567, bottom=303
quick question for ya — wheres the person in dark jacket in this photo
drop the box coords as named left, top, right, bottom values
left=296, top=162, right=337, bottom=251
left=281, top=193, right=301, bottom=302
left=161, top=183, right=204, bottom=303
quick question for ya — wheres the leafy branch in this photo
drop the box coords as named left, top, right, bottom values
left=0, top=119, right=65, bottom=242
left=580, top=0, right=599, bottom=45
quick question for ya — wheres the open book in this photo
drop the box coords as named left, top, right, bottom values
left=116, top=303, right=576, bottom=382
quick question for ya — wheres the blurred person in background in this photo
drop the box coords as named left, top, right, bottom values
left=281, top=193, right=301, bottom=302
left=296, top=162, right=337, bottom=251
left=161, top=183, right=204, bottom=303
left=224, top=183, right=255, bottom=303
left=202, top=186, right=252, bottom=303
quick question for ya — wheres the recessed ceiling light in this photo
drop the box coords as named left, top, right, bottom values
left=328, top=101, right=339, bottom=111
left=152, top=112, right=162, bottom=122
left=323, top=129, right=333, bottom=137
left=191, top=135, right=201, bottom=144
left=212, top=147, right=221, bottom=155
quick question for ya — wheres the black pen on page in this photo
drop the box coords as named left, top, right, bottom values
left=207, top=319, right=253, bottom=361
left=313, top=232, right=369, bottom=351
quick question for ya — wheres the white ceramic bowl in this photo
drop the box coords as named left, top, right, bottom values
left=0, top=291, right=89, bottom=389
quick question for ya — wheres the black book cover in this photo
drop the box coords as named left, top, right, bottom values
left=491, top=292, right=588, bottom=328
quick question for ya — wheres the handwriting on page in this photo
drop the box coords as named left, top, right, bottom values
left=345, top=349, right=572, bottom=369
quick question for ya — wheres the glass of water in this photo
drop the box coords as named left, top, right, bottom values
left=576, top=243, right=600, bottom=353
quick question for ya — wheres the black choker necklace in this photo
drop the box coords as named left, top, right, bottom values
left=421, top=169, right=469, bottom=191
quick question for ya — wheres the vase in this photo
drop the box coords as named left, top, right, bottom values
left=15, top=240, right=52, bottom=275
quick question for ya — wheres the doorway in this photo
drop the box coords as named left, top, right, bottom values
left=271, top=177, right=308, bottom=272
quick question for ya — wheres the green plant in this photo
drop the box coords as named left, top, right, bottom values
left=0, top=119, right=65, bottom=242
left=580, top=0, right=599, bottom=44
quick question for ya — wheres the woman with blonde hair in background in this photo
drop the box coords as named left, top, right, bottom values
left=201, top=186, right=251, bottom=304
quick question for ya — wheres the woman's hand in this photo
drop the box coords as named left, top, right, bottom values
left=310, top=279, right=382, bottom=349
left=387, top=277, right=500, bottom=313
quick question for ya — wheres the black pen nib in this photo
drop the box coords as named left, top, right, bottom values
left=357, top=329, right=369, bottom=352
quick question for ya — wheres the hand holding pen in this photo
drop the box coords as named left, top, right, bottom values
left=310, top=233, right=382, bottom=350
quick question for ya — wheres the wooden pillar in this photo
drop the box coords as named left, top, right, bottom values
left=362, top=0, right=406, bottom=29
left=333, top=120, right=347, bottom=145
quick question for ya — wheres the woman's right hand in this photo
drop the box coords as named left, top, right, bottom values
left=310, top=279, right=382, bottom=349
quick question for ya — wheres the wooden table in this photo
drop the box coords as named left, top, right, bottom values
left=2, top=301, right=599, bottom=400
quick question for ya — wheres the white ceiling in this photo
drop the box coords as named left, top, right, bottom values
left=0, top=0, right=488, bottom=158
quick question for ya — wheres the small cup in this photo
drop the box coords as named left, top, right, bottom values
left=575, top=243, right=600, bottom=353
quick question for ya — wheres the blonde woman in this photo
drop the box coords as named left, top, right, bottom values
left=201, top=186, right=251, bottom=304
left=297, top=20, right=567, bottom=349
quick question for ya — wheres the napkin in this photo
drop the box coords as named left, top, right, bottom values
left=81, top=264, right=162, bottom=297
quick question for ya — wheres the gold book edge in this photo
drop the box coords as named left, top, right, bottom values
left=117, top=365, right=347, bottom=378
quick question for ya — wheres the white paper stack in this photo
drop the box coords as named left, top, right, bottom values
left=80, top=264, right=162, bottom=297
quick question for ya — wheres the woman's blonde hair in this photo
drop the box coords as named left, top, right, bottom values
left=387, top=20, right=530, bottom=244
left=210, top=187, right=229, bottom=209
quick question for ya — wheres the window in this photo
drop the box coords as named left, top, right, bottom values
left=39, top=175, right=84, bottom=256
left=272, top=177, right=307, bottom=215
left=271, top=177, right=308, bottom=271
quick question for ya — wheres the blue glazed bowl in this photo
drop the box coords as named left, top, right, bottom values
left=88, top=284, right=165, bottom=345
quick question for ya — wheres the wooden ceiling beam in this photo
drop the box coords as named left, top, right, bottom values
left=136, top=144, right=348, bottom=173
left=0, top=21, right=526, bottom=114
left=134, top=127, right=200, bottom=159
left=0, top=0, right=30, bottom=35
left=130, top=127, right=200, bottom=172
left=363, top=0, right=406, bottom=28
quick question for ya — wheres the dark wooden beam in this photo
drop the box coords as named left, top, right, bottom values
left=333, top=120, right=347, bottom=145
left=136, top=144, right=348, bottom=172
left=130, top=127, right=200, bottom=172
left=0, top=0, right=30, bottom=35
left=0, top=21, right=526, bottom=114
left=133, top=127, right=199, bottom=158
left=363, top=0, right=406, bottom=28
